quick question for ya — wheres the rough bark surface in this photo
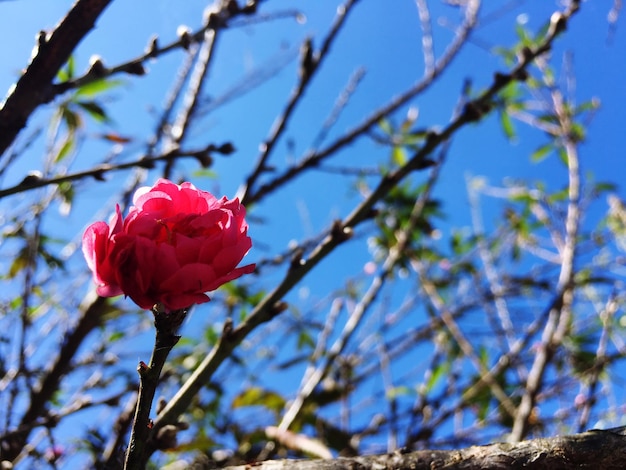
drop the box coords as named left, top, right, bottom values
left=211, top=426, right=626, bottom=470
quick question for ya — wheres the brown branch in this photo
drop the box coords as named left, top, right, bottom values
left=0, top=142, right=233, bottom=200
left=240, top=0, right=360, bottom=205
left=124, top=306, right=187, bottom=470
left=214, top=426, right=626, bottom=470
left=0, top=292, right=109, bottom=462
left=243, top=0, right=480, bottom=207
left=144, top=2, right=581, bottom=459
left=509, top=4, right=582, bottom=440
left=0, top=0, right=113, bottom=157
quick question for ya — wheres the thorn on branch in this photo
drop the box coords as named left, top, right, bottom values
left=88, top=55, right=107, bottom=78
left=226, top=0, right=240, bottom=16
left=156, top=397, right=167, bottom=415
left=270, top=301, right=288, bottom=317
left=415, top=157, right=436, bottom=170
left=513, top=68, right=529, bottom=82
left=518, top=46, right=534, bottom=65
left=146, top=35, right=159, bottom=58
left=205, top=12, right=222, bottom=29
left=299, top=37, right=316, bottom=81
left=217, top=142, right=235, bottom=155
left=137, top=361, right=150, bottom=376
left=494, top=72, right=511, bottom=88
left=177, top=25, right=192, bottom=49
left=331, top=219, right=353, bottom=242
left=425, top=130, right=440, bottom=145
left=92, top=168, right=107, bottom=181
left=37, top=30, right=48, bottom=48
left=241, top=0, right=258, bottom=14
left=222, top=317, right=234, bottom=339
left=124, top=61, right=147, bottom=76
left=461, top=100, right=492, bottom=123
left=290, top=248, right=305, bottom=270
left=193, top=150, right=213, bottom=168
left=18, top=171, right=43, bottom=188
left=138, top=157, right=156, bottom=169
left=548, top=12, right=567, bottom=38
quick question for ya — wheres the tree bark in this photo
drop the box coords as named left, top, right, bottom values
left=212, top=426, right=626, bottom=470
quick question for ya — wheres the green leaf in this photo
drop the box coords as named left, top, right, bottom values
left=232, top=387, right=285, bottom=412
left=74, top=78, right=124, bottom=98
left=57, top=56, right=75, bottom=82
left=108, top=331, right=124, bottom=342
left=500, top=111, right=516, bottom=140
left=54, top=137, right=75, bottom=163
left=378, top=118, right=393, bottom=136
left=530, top=143, right=553, bottom=163
left=425, top=362, right=450, bottom=392
left=61, top=106, right=81, bottom=129
left=297, top=331, right=315, bottom=350
left=8, top=247, right=30, bottom=278
left=76, top=100, right=109, bottom=123
left=594, top=181, right=617, bottom=194
left=386, top=386, right=412, bottom=400
left=391, top=146, right=407, bottom=166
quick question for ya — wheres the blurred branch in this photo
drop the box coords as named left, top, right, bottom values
left=0, top=292, right=109, bottom=461
left=510, top=17, right=583, bottom=440
left=49, top=1, right=269, bottom=102
left=162, top=3, right=221, bottom=178
left=576, top=294, right=616, bottom=432
left=415, top=0, right=435, bottom=75
left=416, top=262, right=518, bottom=419
left=264, top=133, right=448, bottom=461
left=243, top=0, right=481, bottom=206
left=240, top=0, right=360, bottom=204
left=145, top=1, right=582, bottom=457
left=0, top=0, right=113, bottom=157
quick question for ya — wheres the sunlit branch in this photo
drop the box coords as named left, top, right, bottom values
left=510, top=19, right=583, bottom=440
left=163, top=5, right=220, bottom=179
left=146, top=1, right=583, bottom=454
left=239, top=0, right=361, bottom=205
left=0, top=143, right=233, bottom=200
left=0, top=0, right=113, bottom=157
left=415, top=0, right=435, bottom=75
left=415, top=262, right=518, bottom=419
left=467, top=179, right=518, bottom=356
left=244, top=0, right=481, bottom=206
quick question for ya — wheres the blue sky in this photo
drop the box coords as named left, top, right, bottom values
left=1, top=0, right=626, bottom=467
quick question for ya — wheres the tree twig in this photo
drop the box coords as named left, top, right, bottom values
left=0, top=0, right=113, bottom=157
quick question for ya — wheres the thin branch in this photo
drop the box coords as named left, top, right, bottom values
left=240, top=0, right=361, bottom=205
left=124, top=306, right=187, bottom=470
left=163, top=4, right=221, bottom=178
left=146, top=0, right=580, bottom=455
left=0, top=143, right=232, bottom=200
left=0, top=292, right=109, bottom=461
left=244, top=0, right=481, bottom=206
left=415, top=0, right=435, bottom=75
left=0, top=0, right=113, bottom=157
left=510, top=28, right=583, bottom=442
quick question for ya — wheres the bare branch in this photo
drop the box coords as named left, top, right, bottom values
left=0, top=0, right=113, bottom=157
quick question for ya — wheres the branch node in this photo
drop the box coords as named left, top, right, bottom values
left=88, top=55, right=107, bottom=78
left=146, top=35, right=159, bottom=58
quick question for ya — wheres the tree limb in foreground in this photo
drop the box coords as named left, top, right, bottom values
left=212, top=426, right=626, bottom=470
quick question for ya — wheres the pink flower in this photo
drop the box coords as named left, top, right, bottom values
left=82, top=179, right=255, bottom=311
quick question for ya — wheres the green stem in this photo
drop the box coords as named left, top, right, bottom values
left=123, top=306, right=187, bottom=470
